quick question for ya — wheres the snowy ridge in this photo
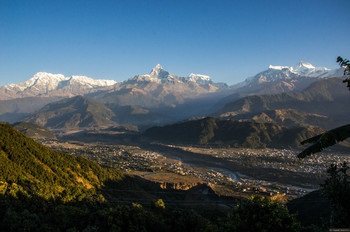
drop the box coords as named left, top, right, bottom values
left=268, top=65, right=289, bottom=70
left=0, top=72, right=117, bottom=100
left=0, top=65, right=224, bottom=100
left=127, top=64, right=214, bottom=85
left=234, top=61, right=342, bottom=88
left=69, top=75, right=117, bottom=87
left=4, top=72, right=117, bottom=90
left=188, top=73, right=212, bottom=84
left=16, top=72, right=67, bottom=91
left=269, top=61, right=331, bottom=77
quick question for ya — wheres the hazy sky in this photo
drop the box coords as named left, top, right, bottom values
left=1, top=0, right=350, bottom=85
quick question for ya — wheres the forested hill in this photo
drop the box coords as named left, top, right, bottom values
left=143, top=117, right=324, bottom=148
left=0, top=122, right=120, bottom=202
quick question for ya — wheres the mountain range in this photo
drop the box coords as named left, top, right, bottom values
left=0, top=65, right=229, bottom=124
left=218, top=77, right=350, bottom=129
left=0, top=62, right=347, bottom=145
left=2, top=62, right=341, bottom=105
left=0, top=72, right=117, bottom=100
left=0, top=64, right=225, bottom=101
left=231, top=61, right=344, bottom=95
left=235, top=61, right=341, bottom=86
left=91, top=64, right=228, bottom=109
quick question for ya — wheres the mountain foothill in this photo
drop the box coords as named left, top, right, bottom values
left=0, top=62, right=348, bottom=148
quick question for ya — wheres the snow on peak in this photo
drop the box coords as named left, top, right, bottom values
left=13, top=72, right=68, bottom=91
left=188, top=73, right=212, bottom=84
left=266, top=61, right=331, bottom=77
left=150, top=64, right=163, bottom=74
left=2, top=72, right=117, bottom=95
left=154, top=64, right=163, bottom=70
left=290, top=61, right=330, bottom=77
left=149, top=64, right=170, bottom=79
left=296, top=61, right=315, bottom=69
left=31, top=72, right=67, bottom=83
left=291, top=61, right=315, bottom=72
left=268, top=65, right=289, bottom=70
left=127, top=65, right=217, bottom=86
left=69, top=75, right=117, bottom=87
left=233, top=61, right=339, bottom=89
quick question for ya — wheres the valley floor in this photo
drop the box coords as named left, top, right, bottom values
left=42, top=131, right=350, bottom=201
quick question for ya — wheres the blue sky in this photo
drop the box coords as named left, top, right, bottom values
left=1, top=0, right=349, bottom=85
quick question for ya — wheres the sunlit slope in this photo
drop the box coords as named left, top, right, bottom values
left=0, top=123, right=119, bottom=201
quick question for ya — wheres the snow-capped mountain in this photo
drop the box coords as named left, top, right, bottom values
left=0, top=64, right=226, bottom=104
left=289, top=61, right=330, bottom=77
left=0, top=72, right=117, bottom=100
left=95, top=64, right=228, bottom=108
left=188, top=73, right=212, bottom=85
left=125, top=64, right=171, bottom=83
left=5, top=72, right=67, bottom=93
left=233, top=61, right=343, bottom=89
left=125, top=64, right=219, bottom=86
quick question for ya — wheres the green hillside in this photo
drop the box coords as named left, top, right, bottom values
left=143, top=117, right=323, bottom=148
left=0, top=122, right=119, bottom=201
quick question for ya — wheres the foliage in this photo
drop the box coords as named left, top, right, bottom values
left=287, top=190, right=331, bottom=230
left=0, top=195, right=221, bottom=232
left=297, top=124, right=350, bottom=158
left=154, top=198, right=165, bottom=209
left=337, top=56, right=350, bottom=89
left=223, top=195, right=300, bottom=232
left=320, top=162, right=350, bottom=228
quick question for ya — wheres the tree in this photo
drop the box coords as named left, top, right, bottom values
left=224, top=195, right=300, bottom=232
left=298, top=56, right=350, bottom=158
left=154, top=198, right=165, bottom=209
left=338, top=56, right=350, bottom=90
left=320, top=162, right=350, bottom=228
left=298, top=124, right=350, bottom=158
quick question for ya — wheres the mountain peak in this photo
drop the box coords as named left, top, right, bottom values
left=149, top=64, right=169, bottom=79
left=293, top=61, right=315, bottom=70
left=20, top=72, right=68, bottom=91
left=32, top=72, right=67, bottom=81
left=154, top=64, right=163, bottom=70
left=150, top=64, right=163, bottom=74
